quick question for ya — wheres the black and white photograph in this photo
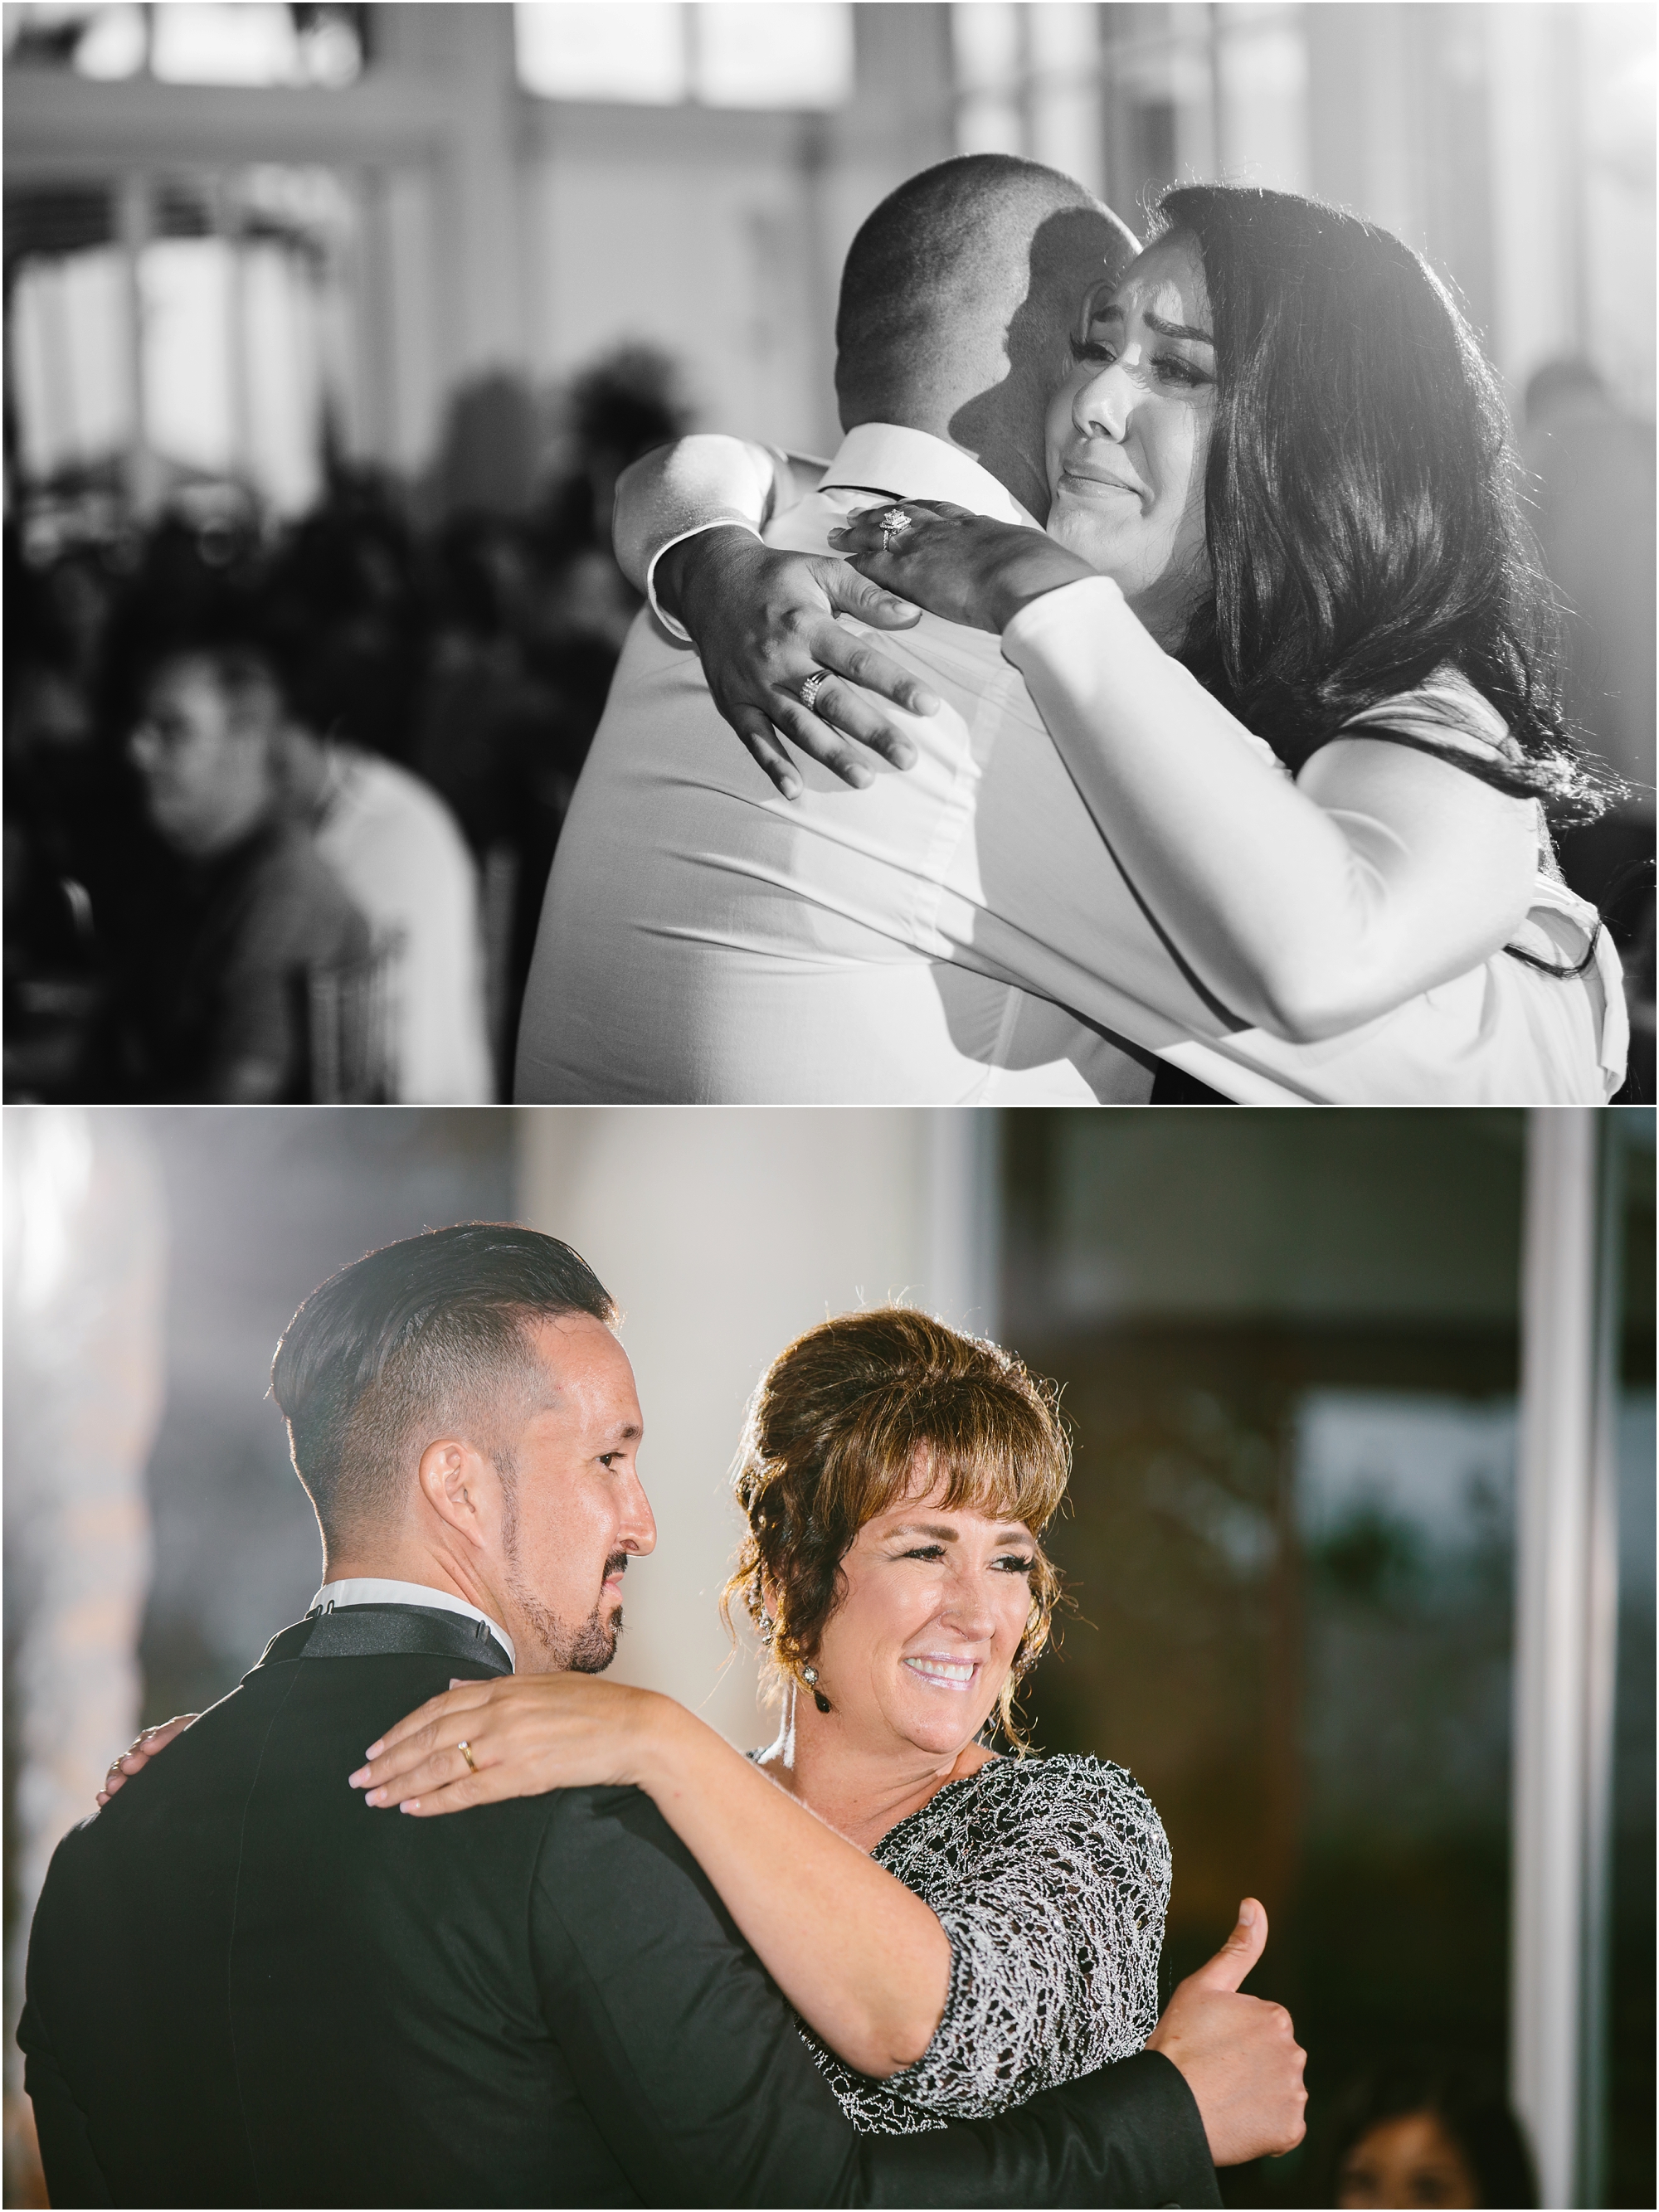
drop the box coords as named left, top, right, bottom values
left=3, top=1, right=1653, bottom=1106
left=2, top=8, right=1656, bottom=2212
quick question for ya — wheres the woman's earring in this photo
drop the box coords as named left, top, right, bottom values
left=801, top=1665, right=818, bottom=1685
left=800, top=1664, right=831, bottom=1715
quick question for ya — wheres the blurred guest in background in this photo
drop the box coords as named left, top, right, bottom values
left=263, top=572, right=493, bottom=1103
left=272, top=713, right=493, bottom=1106
left=1315, top=2054, right=1538, bottom=2209
left=114, top=606, right=372, bottom=1102
left=416, top=351, right=689, bottom=1074
left=4, top=341, right=685, bottom=1105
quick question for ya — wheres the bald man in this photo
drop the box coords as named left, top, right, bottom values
left=516, top=154, right=1178, bottom=1104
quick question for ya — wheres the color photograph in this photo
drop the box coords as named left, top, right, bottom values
left=4, top=1103, right=1653, bottom=2206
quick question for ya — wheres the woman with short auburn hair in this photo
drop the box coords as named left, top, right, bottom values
left=723, top=1304, right=1068, bottom=1753
left=127, top=1306, right=1185, bottom=2133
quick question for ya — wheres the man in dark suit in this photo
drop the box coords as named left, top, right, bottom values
left=20, top=1224, right=1302, bottom=2206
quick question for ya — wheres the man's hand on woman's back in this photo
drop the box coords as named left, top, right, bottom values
left=657, top=527, right=939, bottom=799
left=1147, top=1898, right=1308, bottom=2166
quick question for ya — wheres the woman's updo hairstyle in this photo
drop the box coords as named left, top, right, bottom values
left=722, top=1307, right=1069, bottom=1751
left=1151, top=182, right=1616, bottom=824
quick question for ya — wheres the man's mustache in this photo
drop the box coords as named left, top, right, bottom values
left=602, top=1553, right=630, bottom=1586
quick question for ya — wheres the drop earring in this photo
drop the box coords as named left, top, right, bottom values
left=801, top=1665, right=830, bottom=1715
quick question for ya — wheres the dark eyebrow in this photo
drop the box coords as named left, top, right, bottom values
left=608, top=1422, right=642, bottom=1444
left=1145, top=310, right=1214, bottom=345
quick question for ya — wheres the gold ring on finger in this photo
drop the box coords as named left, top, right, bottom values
left=457, top=1739, right=478, bottom=1772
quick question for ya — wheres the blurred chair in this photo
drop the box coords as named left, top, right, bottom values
left=305, top=937, right=397, bottom=1104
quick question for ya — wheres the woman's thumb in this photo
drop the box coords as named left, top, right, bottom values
left=1190, top=1898, right=1268, bottom=1994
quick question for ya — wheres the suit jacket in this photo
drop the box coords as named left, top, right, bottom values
left=20, top=1602, right=1219, bottom=2209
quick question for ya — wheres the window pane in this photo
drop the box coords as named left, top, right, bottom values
left=150, top=2, right=301, bottom=85
left=515, top=2, right=687, bottom=105
left=693, top=2, right=852, bottom=110
left=8, top=246, right=135, bottom=479
left=953, top=1, right=1023, bottom=155
left=242, top=243, right=323, bottom=516
left=75, top=2, right=146, bottom=79
left=139, top=237, right=236, bottom=475
left=2, top=2, right=144, bottom=77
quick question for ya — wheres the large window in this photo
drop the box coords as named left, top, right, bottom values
left=513, top=1, right=854, bottom=111
left=1, top=2, right=369, bottom=85
left=999, top=1107, right=1654, bottom=2207
left=6, top=168, right=354, bottom=518
left=951, top=1, right=1310, bottom=216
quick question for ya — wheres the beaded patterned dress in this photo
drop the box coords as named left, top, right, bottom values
left=775, top=1752, right=1171, bottom=2134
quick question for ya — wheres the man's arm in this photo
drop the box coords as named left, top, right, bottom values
left=531, top=1784, right=1222, bottom=2209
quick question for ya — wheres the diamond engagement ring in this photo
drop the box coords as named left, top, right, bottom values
left=878, top=507, right=913, bottom=551
left=457, top=1739, right=478, bottom=1772
left=798, top=671, right=830, bottom=713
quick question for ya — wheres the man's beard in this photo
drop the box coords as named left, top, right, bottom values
left=504, top=1514, right=627, bottom=1673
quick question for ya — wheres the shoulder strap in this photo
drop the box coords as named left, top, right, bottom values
left=251, top=1603, right=513, bottom=1678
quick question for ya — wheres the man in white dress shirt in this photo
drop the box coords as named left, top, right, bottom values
left=514, top=157, right=1622, bottom=1105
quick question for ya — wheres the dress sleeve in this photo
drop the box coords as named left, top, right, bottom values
left=883, top=1757, right=1171, bottom=2120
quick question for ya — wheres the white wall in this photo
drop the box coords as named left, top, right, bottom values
left=514, top=1106, right=988, bottom=1746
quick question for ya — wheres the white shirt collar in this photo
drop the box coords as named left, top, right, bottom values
left=309, top=1578, right=516, bottom=1670
left=819, top=423, right=1043, bottom=530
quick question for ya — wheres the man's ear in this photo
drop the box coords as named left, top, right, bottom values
left=416, top=1438, right=500, bottom=1549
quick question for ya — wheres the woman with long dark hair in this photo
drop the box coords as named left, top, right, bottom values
left=614, top=185, right=1625, bottom=1096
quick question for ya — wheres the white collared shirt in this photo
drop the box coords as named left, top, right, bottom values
left=516, top=422, right=1619, bottom=1104
left=310, top=1578, right=516, bottom=1670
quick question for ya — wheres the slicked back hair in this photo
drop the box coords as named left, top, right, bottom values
left=834, top=153, right=1131, bottom=427
left=271, top=1223, right=616, bottom=1552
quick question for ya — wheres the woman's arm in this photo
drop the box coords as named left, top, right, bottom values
left=353, top=1675, right=951, bottom=2081
left=831, top=504, right=1539, bottom=1041
left=1001, top=580, right=1538, bottom=1040
left=877, top=1758, right=1170, bottom=2119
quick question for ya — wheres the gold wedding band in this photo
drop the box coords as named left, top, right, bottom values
left=457, top=1739, right=477, bottom=1772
